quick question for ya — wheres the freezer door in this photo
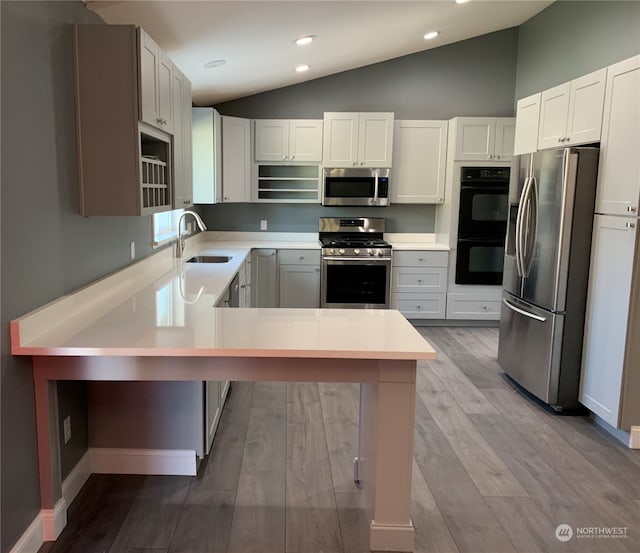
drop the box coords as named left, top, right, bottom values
left=521, top=149, right=578, bottom=311
left=498, top=293, right=564, bottom=404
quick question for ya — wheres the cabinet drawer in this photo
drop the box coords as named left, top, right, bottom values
left=392, top=267, right=447, bottom=293
left=277, top=249, right=321, bottom=265
left=446, top=293, right=501, bottom=320
left=392, top=293, right=446, bottom=319
left=393, top=250, right=448, bottom=267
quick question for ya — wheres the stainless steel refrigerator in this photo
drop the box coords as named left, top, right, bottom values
left=498, top=147, right=599, bottom=411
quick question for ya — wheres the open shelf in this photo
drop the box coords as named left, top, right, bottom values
left=256, top=164, right=320, bottom=203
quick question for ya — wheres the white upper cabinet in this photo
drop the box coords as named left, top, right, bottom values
left=254, top=119, right=323, bottom=162
left=222, top=116, right=251, bottom=202
left=139, top=29, right=173, bottom=133
left=172, top=67, right=193, bottom=209
left=595, top=55, right=640, bottom=216
left=451, top=117, right=515, bottom=161
left=537, top=68, right=606, bottom=150
left=192, top=107, right=222, bottom=204
left=323, top=112, right=394, bottom=167
left=513, top=93, right=541, bottom=155
left=391, top=120, right=448, bottom=204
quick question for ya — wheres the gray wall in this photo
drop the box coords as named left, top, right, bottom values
left=208, top=28, right=520, bottom=233
left=216, top=28, right=520, bottom=119
left=0, top=2, right=157, bottom=551
left=516, top=0, right=640, bottom=99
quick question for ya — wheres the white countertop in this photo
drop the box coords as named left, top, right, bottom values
left=11, top=232, right=436, bottom=361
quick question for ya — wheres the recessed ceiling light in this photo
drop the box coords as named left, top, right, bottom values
left=204, top=59, right=226, bottom=69
left=455, top=0, right=471, bottom=4
left=294, top=35, right=315, bottom=46
left=295, top=64, right=310, bottom=73
left=423, top=31, right=439, bottom=40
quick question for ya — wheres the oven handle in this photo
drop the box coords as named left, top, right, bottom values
left=323, top=256, right=391, bottom=263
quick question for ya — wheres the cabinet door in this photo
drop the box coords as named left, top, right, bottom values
left=181, top=76, right=193, bottom=208
left=192, top=107, right=222, bottom=204
left=566, top=68, right=606, bottom=146
left=139, top=29, right=160, bottom=129
left=255, top=120, right=289, bottom=161
left=391, top=120, right=447, bottom=203
left=494, top=118, right=515, bottom=161
left=513, top=93, right=541, bottom=155
left=537, top=82, right=571, bottom=149
left=453, top=117, right=496, bottom=161
left=221, top=116, right=251, bottom=202
left=596, top=55, right=640, bottom=216
left=139, top=29, right=173, bottom=133
left=251, top=249, right=278, bottom=307
left=289, top=120, right=323, bottom=162
left=358, top=112, right=394, bottom=167
left=279, top=265, right=321, bottom=307
left=158, top=52, right=174, bottom=133
left=172, top=69, right=192, bottom=209
left=205, top=380, right=221, bottom=454
left=323, top=112, right=359, bottom=167
left=580, top=215, right=636, bottom=426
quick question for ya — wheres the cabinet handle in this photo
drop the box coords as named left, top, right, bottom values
left=417, top=279, right=423, bottom=283
left=628, top=206, right=637, bottom=213
left=482, top=305, right=488, bottom=310
left=626, top=222, right=636, bottom=229
left=416, top=305, right=422, bottom=309
left=299, top=256, right=305, bottom=260
left=291, top=155, right=295, bottom=160
left=418, top=257, right=424, bottom=261
left=558, top=138, right=563, bottom=143
left=360, top=161, right=365, bottom=166
left=353, top=162, right=358, bottom=166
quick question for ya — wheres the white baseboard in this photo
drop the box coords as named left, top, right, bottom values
left=61, top=450, right=92, bottom=507
left=9, top=447, right=197, bottom=553
left=8, top=499, right=66, bottom=553
left=629, top=426, right=640, bottom=449
left=90, top=447, right=197, bottom=475
left=369, top=520, right=415, bottom=552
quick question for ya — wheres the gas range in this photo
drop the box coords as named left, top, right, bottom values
left=319, top=218, right=392, bottom=259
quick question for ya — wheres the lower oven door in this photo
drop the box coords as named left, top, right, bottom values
left=321, top=257, right=391, bottom=308
left=455, top=237, right=505, bottom=285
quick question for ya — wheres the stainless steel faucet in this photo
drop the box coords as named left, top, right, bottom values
left=175, top=210, right=207, bottom=258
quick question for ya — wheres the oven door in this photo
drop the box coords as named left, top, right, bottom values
left=321, top=257, right=391, bottom=308
left=455, top=237, right=505, bottom=285
left=458, top=185, right=509, bottom=236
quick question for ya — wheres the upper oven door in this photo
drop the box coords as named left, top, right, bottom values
left=458, top=185, right=509, bottom=236
left=323, top=168, right=389, bottom=206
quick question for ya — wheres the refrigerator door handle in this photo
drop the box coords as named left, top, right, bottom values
left=502, top=297, right=547, bottom=322
left=523, top=176, right=538, bottom=277
left=515, top=175, right=531, bottom=278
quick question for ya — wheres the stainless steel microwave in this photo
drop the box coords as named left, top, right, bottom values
left=322, top=168, right=390, bottom=206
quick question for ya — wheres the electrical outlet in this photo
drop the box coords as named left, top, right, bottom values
left=130, top=241, right=135, bottom=260
left=260, top=220, right=268, bottom=231
left=63, top=416, right=71, bottom=444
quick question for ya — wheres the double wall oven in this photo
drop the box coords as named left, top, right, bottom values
left=455, top=167, right=510, bottom=285
left=320, top=217, right=392, bottom=309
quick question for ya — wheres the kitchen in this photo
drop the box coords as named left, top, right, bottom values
left=2, top=2, right=640, bottom=553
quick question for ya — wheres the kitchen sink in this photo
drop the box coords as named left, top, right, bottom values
left=186, top=255, right=233, bottom=263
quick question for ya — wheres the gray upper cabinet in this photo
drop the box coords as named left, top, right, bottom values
left=74, top=24, right=192, bottom=216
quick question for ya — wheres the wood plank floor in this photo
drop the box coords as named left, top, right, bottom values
left=39, top=327, right=640, bottom=553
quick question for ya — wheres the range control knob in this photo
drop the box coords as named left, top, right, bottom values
left=339, top=248, right=345, bottom=255
left=354, top=248, right=361, bottom=255
left=328, top=248, right=335, bottom=255
left=367, top=249, right=373, bottom=256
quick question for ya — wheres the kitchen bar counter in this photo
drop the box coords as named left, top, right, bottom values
left=10, top=235, right=436, bottom=552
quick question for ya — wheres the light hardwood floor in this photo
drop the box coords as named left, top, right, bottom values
left=39, top=327, right=640, bottom=553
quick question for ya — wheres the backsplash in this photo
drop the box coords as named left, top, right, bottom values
left=197, top=203, right=437, bottom=233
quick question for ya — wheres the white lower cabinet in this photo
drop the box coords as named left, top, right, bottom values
left=446, top=292, right=501, bottom=320
left=391, top=251, right=447, bottom=319
left=580, top=215, right=636, bottom=427
left=278, top=249, right=321, bottom=308
left=252, top=249, right=278, bottom=307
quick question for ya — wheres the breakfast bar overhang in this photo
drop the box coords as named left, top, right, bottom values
left=12, top=302, right=436, bottom=553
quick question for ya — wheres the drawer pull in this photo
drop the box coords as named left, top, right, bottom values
left=416, top=305, right=422, bottom=309
left=417, top=279, right=423, bottom=283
